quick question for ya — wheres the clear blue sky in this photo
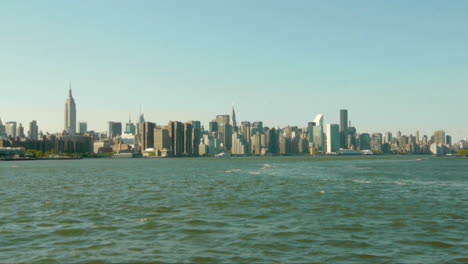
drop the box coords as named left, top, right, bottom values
left=1, top=0, right=467, bottom=140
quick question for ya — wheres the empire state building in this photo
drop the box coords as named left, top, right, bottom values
left=64, top=85, right=76, bottom=134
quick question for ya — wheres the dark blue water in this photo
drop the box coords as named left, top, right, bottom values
left=1, top=156, right=467, bottom=263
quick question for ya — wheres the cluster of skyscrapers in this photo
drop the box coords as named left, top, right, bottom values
left=0, top=88, right=466, bottom=157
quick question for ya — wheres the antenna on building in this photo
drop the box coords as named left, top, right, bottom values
left=68, top=80, right=72, bottom=97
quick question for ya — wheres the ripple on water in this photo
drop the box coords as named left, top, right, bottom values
left=53, top=228, right=88, bottom=237
left=399, top=240, right=455, bottom=249
left=324, top=239, right=372, bottom=249
left=190, top=256, right=219, bottom=263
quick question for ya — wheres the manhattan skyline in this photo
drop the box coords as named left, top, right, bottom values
left=1, top=1, right=467, bottom=140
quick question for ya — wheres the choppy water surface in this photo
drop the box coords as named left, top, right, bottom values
left=1, top=156, right=467, bottom=263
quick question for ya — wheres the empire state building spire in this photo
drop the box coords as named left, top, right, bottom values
left=64, top=83, right=77, bottom=134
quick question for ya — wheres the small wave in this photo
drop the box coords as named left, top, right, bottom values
left=263, top=164, right=272, bottom=168
left=325, top=239, right=371, bottom=249
left=318, top=190, right=326, bottom=195
left=352, top=180, right=371, bottom=184
left=248, top=171, right=261, bottom=175
left=396, top=158, right=427, bottom=162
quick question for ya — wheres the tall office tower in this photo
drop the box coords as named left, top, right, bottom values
left=28, top=120, right=38, bottom=140
left=219, top=123, right=233, bottom=151
left=422, top=135, right=428, bottom=144
left=266, top=128, right=278, bottom=154
left=5, top=121, right=17, bottom=138
left=346, top=125, right=357, bottom=149
left=216, top=115, right=230, bottom=126
left=0, top=118, right=6, bottom=137
left=192, top=126, right=200, bottom=157
left=231, top=106, right=237, bottom=131
left=64, top=86, right=77, bottom=135
left=108, top=122, right=122, bottom=139
left=326, top=124, right=340, bottom=153
left=359, top=133, right=371, bottom=150
left=17, top=123, right=25, bottom=138
left=399, top=136, right=409, bottom=150
left=136, top=113, right=145, bottom=135
left=231, top=132, right=247, bottom=155
left=240, top=121, right=251, bottom=145
left=313, top=114, right=324, bottom=150
left=347, top=134, right=355, bottom=149
left=142, top=122, right=156, bottom=150
left=125, top=114, right=136, bottom=135
left=279, top=134, right=290, bottom=155
left=283, top=127, right=293, bottom=138
left=446, top=135, right=452, bottom=146
left=79, top=121, right=87, bottom=134
left=416, top=130, right=420, bottom=144
left=251, top=121, right=263, bottom=135
left=154, top=127, right=171, bottom=152
left=298, top=135, right=309, bottom=153
left=125, top=122, right=136, bottom=135
left=385, top=132, right=392, bottom=144
left=312, top=126, right=324, bottom=151
left=339, top=109, right=348, bottom=149
left=187, top=120, right=201, bottom=131
left=253, top=132, right=262, bottom=155
left=185, top=121, right=201, bottom=156
left=433, top=130, right=446, bottom=145
left=371, top=133, right=383, bottom=152
left=201, top=134, right=216, bottom=155
left=396, top=131, right=402, bottom=139
left=306, top=122, right=315, bottom=143
left=168, top=121, right=184, bottom=157
left=209, top=121, right=218, bottom=134
left=184, top=123, right=193, bottom=156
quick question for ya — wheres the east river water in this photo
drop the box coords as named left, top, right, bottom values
left=1, top=156, right=467, bottom=263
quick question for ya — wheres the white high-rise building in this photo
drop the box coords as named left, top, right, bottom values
left=64, top=85, right=77, bottom=135
left=313, top=114, right=324, bottom=151
left=313, top=114, right=324, bottom=128
left=28, top=120, right=38, bottom=140
left=326, top=124, right=340, bottom=153
left=5, top=121, right=17, bottom=138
